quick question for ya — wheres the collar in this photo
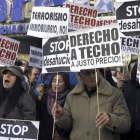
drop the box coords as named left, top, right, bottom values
left=70, top=76, right=112, bottom=96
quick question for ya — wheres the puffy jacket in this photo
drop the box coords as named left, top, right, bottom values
left=56, top=76, right=131, bottom=140
left=0, top=91, right=36, bottom=120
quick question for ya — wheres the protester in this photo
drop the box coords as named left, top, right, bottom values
left=34, top=72, right=78, bottom=96
left=36, top=72, right=72, bottom=140
left=22, top=60, right=29, bottom=75
left=0, top=65, right=36, bottom=120
left=99, top=68, right=117, bottom=88
left=28, top=67, right=40, bottom=99
left=117, top=59, right=137, bottom=90
left=15, top=58, right=29, bottom=92
left=113, top=71, right=123, bottom=81
left=52, top=69, right=131, bottom=140
left=22, top=60, right=29, bottom=84
left=121, top=61, right=140, bottom=140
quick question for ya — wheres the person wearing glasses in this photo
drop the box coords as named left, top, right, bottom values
left=52, top=69, right=131, bottom=140
left=36, top=72, right=72, bottom=140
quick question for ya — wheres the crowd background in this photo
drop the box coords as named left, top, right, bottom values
left=0, top=57, right=139, bottom=140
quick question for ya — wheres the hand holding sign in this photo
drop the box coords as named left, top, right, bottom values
left=95, top=112, right=111, bottom=129
left=37, top=83, right=44, bottom=100
left=51, top=103, right=64, bottom=118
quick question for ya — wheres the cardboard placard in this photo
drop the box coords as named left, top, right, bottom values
left=28, top=7, right=69, bottom=38
left=65, top=2, right=98, bottom=30
left=68, top=23, right=122, bottom=71
left=29, top=46, right=42, bottom=68
left=43, top=36, right=70, bottom=73
left=0, top=35, right=20, bottom=66
left=116, top=1, right=140, bottom=36
left=0, top=119, right=39, bottom=140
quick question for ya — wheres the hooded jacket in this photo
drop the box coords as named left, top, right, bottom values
left=121, top=62, right=140, bottom=140
left=56, top=76, right=131, bottom=140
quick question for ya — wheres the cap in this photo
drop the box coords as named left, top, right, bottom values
left=2, top=65, right=23, bottom=78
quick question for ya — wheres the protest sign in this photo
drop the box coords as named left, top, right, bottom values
left=28, top=7, right=69, bottom=38
left=68, top=23, right=122, bottom=71
left=43, top=36, right=70, bottom=72
left=0, top=35, right=20, bottom=66
left=116, top=1, right=140, bottom=36
left=120, top=32, right=140, bottom=55
left=96, top=17, right=116, bottom=27
left=0, top=119, right=39, bottom=140
left=65, top=2, right=98, bottom=30
left=29, top=46, right=42, bottom=68
left=94, top=0, right=114, bottom=14
left=137, top=51, right=140, bottom=83
left=122, top=53, right=131, bottom=66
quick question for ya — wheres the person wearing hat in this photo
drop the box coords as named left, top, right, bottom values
left=0, top=65, right=36, bottom=120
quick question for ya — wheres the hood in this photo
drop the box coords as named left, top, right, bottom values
left=70, top=76, right=112, bottom=96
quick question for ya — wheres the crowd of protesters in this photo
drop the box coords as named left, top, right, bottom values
left=0, top=58, right=139, bottom=140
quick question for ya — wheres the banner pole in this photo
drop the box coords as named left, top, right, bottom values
left=104, top=69, right=106, bottom=79
left=95, top=69, right=100, bottom=140
left=52, top=72, right=58, bottom=139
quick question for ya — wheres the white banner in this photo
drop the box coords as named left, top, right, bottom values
left=120, top=32, right=140, bottom=55
left=28, top=7, right=69, bottom=38
left=65, top=2, right=98, bottom=30
left=29, top=46, right=42, bottom=68
left=0, top=35, right=20, bottom=66
left=68, top=23, right=122, bottom=71
left=96, top=17, right=116, bottom=27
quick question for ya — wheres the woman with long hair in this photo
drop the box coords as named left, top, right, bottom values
left=0, top=65, right=36, bottom=120
left=36, top=72, right=72, bottom=140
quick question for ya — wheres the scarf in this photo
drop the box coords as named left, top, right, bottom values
left=47, top=88, right=69, bottom=115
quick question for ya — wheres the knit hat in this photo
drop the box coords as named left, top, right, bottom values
left=2, top=65, right=23, bottom=78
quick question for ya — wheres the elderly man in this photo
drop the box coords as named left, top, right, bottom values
left=52, top=69, right=131, bottom=140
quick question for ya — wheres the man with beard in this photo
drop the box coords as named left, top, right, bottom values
left=28, top=67, right=40, bottom=99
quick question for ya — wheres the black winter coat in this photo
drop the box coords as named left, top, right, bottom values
left=121, top=62, right=140, bottom=140
left=36, top=92, right=70, bottom=140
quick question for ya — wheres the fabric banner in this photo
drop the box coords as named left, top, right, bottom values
left=0, top=119, right=39, bottom=140
left=116, top=1, right=140, bottom=36
left=96, top=17, right=116, bottom=27
left=68, top=23, right=122, bottom=71
left=0, top=35, right=20, bottom=66
left=65, top=2, right=98, bottom=30
left=29, top=46, right=42, bottom=68
left=27, top=7, right=69, bottom=38
left=43, top=36, right=70, bottom=73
